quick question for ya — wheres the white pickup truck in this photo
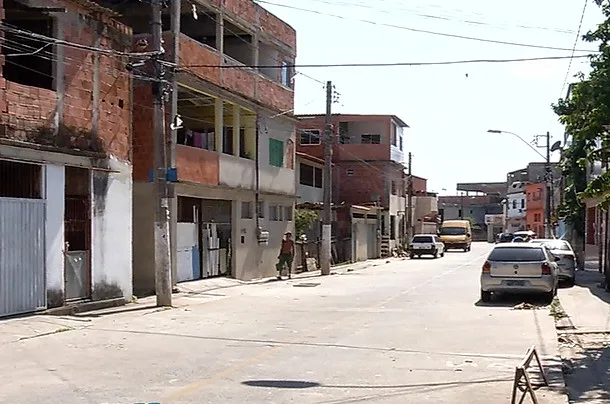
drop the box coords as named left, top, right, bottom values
left=409, top=234, right=445, bottom=259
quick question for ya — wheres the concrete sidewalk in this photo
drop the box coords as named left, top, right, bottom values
left=556, top=268, right=610, bottom=403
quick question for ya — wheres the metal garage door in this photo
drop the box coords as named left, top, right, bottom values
left=0, top=197, right=46, bottom=317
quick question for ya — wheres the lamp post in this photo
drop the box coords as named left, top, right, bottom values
left=488, top=129, right=552, bottom=238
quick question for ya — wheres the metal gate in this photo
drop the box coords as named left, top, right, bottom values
left=0, top=197, right=46, bottom=317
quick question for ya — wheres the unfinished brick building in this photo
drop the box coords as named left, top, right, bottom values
left=99, top=0, right=297, bottom=293
left=0, top=0, right=133, bottom=317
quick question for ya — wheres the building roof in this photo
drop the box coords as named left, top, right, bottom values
left=295, top=114, right=410, bottom=128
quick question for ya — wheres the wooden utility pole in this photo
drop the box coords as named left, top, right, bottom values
left=406, top=152, right=413, bottom=242
left=321, top=81, right=333, bottom=276
left=151, top=0, right=172, bottom=306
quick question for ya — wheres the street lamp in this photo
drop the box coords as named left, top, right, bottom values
left=487, top=129, right=553, bottom=238
left=487, top=129, right=547, bottom=161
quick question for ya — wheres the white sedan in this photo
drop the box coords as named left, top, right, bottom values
left=409, top=234, right=445, bottom=259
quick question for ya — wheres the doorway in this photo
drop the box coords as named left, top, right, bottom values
left=64, top=167, right=91, bottom=300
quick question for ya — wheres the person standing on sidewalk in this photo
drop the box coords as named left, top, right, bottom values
left=276, top=232, right=295, bottom=280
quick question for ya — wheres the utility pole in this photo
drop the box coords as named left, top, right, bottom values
left=406, top=152, right=413, bottom=243
left=545, top=131, right=552, bottom=238
left=321, top=81, right=333, bottom=276
left=168, top=0, right=181, bottom=289
left=152, top=0, right=172, bottom=306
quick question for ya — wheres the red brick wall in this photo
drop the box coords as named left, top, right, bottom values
left=0, top=0, right=132, bottom=161
left=176, top=145, right=219, bottom=185
left=335, top=160, right=402, bottom=208
left=411, top=176, right=427, bottom=194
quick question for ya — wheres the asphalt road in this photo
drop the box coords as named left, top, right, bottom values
left=0, top=242, right=567, bottom=404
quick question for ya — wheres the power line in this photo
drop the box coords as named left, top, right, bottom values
left=255, top=0, right=597, bottom=53
left=0, top=23, right=157, bottom=58
left=175, top=54, right=592, bottom=70
left=559, top=0, right=589, bottom=100
left=291, top=0, right=577, bottom=35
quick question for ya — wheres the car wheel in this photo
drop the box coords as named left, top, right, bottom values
left=432, top=249, right=438, bottom=258
left=440, top=252, right=445, bottom=257
left=409, top=254, right=415, bottom=259
left=566, top=277, right=575, bottom=287
left=481, top=290, right=492, bottom=303
left=544, top=291, right=555, bottom=303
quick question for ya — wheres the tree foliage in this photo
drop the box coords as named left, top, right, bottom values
left=295, top=209, right=318, bottom=236
left=552, top=0, right=610, bottom=232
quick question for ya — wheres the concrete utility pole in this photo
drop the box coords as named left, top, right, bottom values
left=168, top=0, right=181, bottom=288
left=545, top=131, right=552, bottom=238
left=321, top=81, right=333, bottom=276
left=152, top=0, right=172, bottom=306
left=406, top=152, right=413, bottom=243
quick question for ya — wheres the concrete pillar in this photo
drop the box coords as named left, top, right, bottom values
left=216, top=12, right=224, bottom=54
left=233, top=104, right=241, bottom=157
left=214, top=99, right=223, bottom=153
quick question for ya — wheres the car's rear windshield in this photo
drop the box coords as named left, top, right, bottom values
left=412, top=236, right=433, bottom=243
left=440, top=227, right=466, bottom=235
left=488, top=247, right=546, bottom=262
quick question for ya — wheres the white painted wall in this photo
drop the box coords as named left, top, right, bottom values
left=218, top=154, right=255, bottom=189
left=91, top=158, right=133, bottom=301
left=507, top=192, right=526, bottom=219
left=259, top=116, right=296, bottom=196
left=234, top=194, right=295, bottom=280
left=44, top=164, right=65, bottom=295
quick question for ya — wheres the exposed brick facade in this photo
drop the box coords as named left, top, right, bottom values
left=411, top=176, right=427, bottom=195
left=334, top=160, right=405, bottom=208
left=525, top=183, right=544, bottom=235
left=297, top=114, right=417, bottom=209
left=0, top=0, right=132, bottom=161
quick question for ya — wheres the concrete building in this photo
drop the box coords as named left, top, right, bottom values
left=413, top=191, right=439, bottom=234
left=0, top=0, right=133, bottom=317
left=525, top=182, right=545, bottom=236
left=506, top=181, right=528, bottom=232
left=100, top=0, right=297, bottom=292
left=296, top=114, right=410, bottom=253
left=438, top=194, right=503, bottom=240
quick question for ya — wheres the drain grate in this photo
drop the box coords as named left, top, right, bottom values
left=293, top=282, right=321, bottom=288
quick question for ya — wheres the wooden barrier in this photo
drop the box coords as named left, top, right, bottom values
left=510, top=345, right=549, bottom=404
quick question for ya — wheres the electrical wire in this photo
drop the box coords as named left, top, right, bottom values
left=254, top=0, right=597, bottom=53
left=558, top=0, right=589, bottom=100
left=288, top=0, right=577, bottom=35
left=175, top=54, right=592, bottom=70
left=0, top=22, right=158, bottom=58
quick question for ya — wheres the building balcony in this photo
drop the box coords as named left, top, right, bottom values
left=167, top=33, right=294, bottom=112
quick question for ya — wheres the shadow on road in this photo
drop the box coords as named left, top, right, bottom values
left=474, top=293, right=553, bottom=308
left=241, top=377, right=513, bottom=390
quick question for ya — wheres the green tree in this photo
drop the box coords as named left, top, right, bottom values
left=295, top=209, right=319, bottom=237
left=552, top=0, right=610, bottom=225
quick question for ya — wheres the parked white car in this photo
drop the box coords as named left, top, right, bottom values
left=409, top=234, right=445, bottom=259
left=529, top=239, right=577, bottom=286
left=480, top=243, right=559, bottom=303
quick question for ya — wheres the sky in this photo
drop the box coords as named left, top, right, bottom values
left=255, top=0, right=602, bottom=195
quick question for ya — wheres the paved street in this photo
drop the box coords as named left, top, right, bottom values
left=0, top=243, right=567, bottom=404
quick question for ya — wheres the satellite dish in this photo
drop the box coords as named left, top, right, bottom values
left=550, top=141, right=562, bottom=152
